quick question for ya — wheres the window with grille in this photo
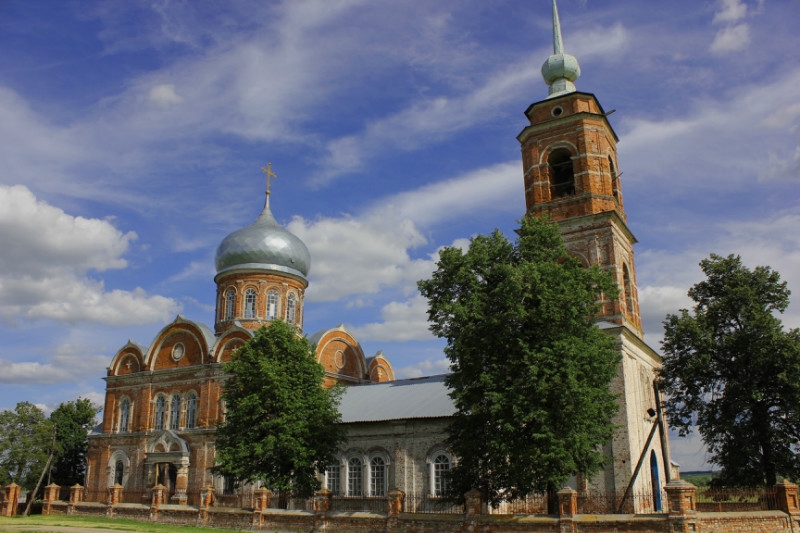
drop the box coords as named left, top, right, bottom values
left=154, top=396, right=166, bottom=430
left=326, top=464, right=341, bottom=495
left=267, top=289, right=279, bottom=320
left=348, top=457, right=363, bottom=496
left=433, top=454, right=451, bottom=496
left=286, top=293, right=296, bottom=324
left=370, top=456, right=386, bottom=496
left=119, top=398, right=130, bottom=433
left=170, top=393, right=181, bottom=430
left=225, top=289, right=235, bottom=320
left=186, top=392, right=198, bottom=429
left=244, top=288, right=257, bottom=318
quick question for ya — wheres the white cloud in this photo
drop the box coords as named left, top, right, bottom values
left=0, top=185, right=180, bottom=326
left=368, top=161, right=523, bottom=227
left=710, top=23, right=751, bottom=54
left=148, top=83, right=183, bottom=107
left=712, top=0, right=748, bottom=25
left=352, top=294, right=433, bottom=342
left=290, top=213, right=429, bottom=302
left=0, top=341, right=109, bottom=386
left=397, top=357, right=451, bottom=379
left=620, top=68, right=800, bottom=190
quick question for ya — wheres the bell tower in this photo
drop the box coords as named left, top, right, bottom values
left=518, top=0, right=642, bottom=335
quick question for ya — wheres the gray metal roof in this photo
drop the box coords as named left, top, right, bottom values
left=215, top=197, right=310, bottom=279
left=338, top=374, right=455, bottom=423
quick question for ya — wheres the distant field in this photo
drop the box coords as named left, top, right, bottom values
left=0, top=515, right=242, bottom=533
left=681, top=471, right=715, bottom=487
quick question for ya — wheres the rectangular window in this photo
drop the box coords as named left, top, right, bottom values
left=348, top=458, right=362, bottom=496
left=326, top=464, right=340, bottom=495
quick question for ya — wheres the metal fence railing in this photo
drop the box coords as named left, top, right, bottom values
left=404, top=494, right=464, bottom=514
left=696, top=486, right=777, bottom=512
left=329, top=496, right=387, bottom=513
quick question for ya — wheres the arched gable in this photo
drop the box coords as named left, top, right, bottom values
left=108, top=341, right=147, bottom=376
left=211, top=326, right=253, bottom=363
left=366, top=351, right=396, bottom=383
left=310, top=325, right=369, bottom=383
left=145, top=316, right=215, bottom=371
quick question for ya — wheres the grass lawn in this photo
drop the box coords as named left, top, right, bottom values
left=0, top=515, right=243, bottom=533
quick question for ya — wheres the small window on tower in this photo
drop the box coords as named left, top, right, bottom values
left=548, top=148, right=575, bottom=198
left=244, top=289, right=257, bottom=319
left=224, top=289, right=235, bottom=320
left=267, top=289, right=279, bottom=320
left=286, top=293, right=296, bottom=324
left=609, top=156, right=620, bottom=202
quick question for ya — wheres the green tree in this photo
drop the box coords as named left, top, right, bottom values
left=418, top=215, right=621, bottom=505
left=660, top=254, right=800, bottom=486
left=49, top=398, right=101, bottom=487
left=214, top=320, right=345, bottom=501
left=0, top=402, right=54, bottom=490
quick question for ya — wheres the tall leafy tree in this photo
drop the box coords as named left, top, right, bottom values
left=214, top=320, right=345, bottom=501
left=418, top=215, right=621, bottom=505
left=660, top=254, right=800, bottom=486
left=0, top=402, right=54, bottom=490
left=49, top=398, right=101, bottom=487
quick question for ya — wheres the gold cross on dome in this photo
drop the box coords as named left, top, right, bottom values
left=261, top=162, right=277, bottom=195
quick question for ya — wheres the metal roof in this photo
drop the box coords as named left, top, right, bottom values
left=338, top=374, right=455, bottom=423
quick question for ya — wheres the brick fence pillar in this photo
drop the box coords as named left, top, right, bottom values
left=253, top=488, right=272, bottom=511
left=67, top=484, right=83, bottom=515
left=251, top=488, right=272, bottom=529
left=313, top=488, right=332, bottom=532
left=387, top=489, right=405, bottom=516
left=775, top=480, right=799, bottom=514
left=558, top=487, right=577, bottom=517
left=108, top=484, right=123, bottom=505
left=150, top=484, right=165, bottom=521
left=665, top=480, right=697, bottom=533
left=199, top=485, right=215, bottom=509
left=2, top=483, right=20, bottom=517
left=42, top=484, right=60, bottom=515
left=464, top=489, right=483, bottom=516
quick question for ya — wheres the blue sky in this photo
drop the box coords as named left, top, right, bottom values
left=1, top=0, right=798, bottom=472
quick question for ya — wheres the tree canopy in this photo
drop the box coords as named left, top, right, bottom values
left=418, top=215, right=621, bottom=504
left=49, top=398, right=101, bottom=487
left=660, top=254, right=800, bottom=486
left=0, top=402, right=54, bottom=490
left=214, top=320, right=345, bottom=500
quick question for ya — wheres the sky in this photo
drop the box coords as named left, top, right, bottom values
left=0, top=0, right=798, bottom=472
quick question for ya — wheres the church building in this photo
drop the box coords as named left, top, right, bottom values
left=85, top=0, right=669, bottom=513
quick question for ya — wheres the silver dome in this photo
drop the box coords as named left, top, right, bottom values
left=214, top=199, right=310, bottom=280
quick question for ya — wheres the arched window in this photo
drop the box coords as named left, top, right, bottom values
left=169, top=393, right=181, bottom=430
left=114, top=460, right=124, bottom=486
left=549, top=148, right=575, bottom=198
left=186, top=392, right=198, bottom=429
left=119, top=398, right=130, bottom=433
left=244, top=288, right=257, bottom=319
left=347, top=457, right=363, bottom=496
left=370, top=456, right=386, bottom=496
left=432, top=454, right=451, bottom=497
left=266, top=289, right=279, bottom=320
left=154, top=396, right=167, bottom=430
left=224, top=289, right=235, bottom=320
left=286, top=293, right=296, bottom=324
left=623, top=264, right=634, bottom=315
left=650, top=451, right=662, bottom=511
left=609, top=156, right=620, bottom=202
left=326, top=463, right=341, bottom=495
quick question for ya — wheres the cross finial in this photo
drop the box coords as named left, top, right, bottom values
left=261, top=162, right=277, bottom=195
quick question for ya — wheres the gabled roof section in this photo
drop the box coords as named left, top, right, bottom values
left=338, top=374, right=455, bottom=423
